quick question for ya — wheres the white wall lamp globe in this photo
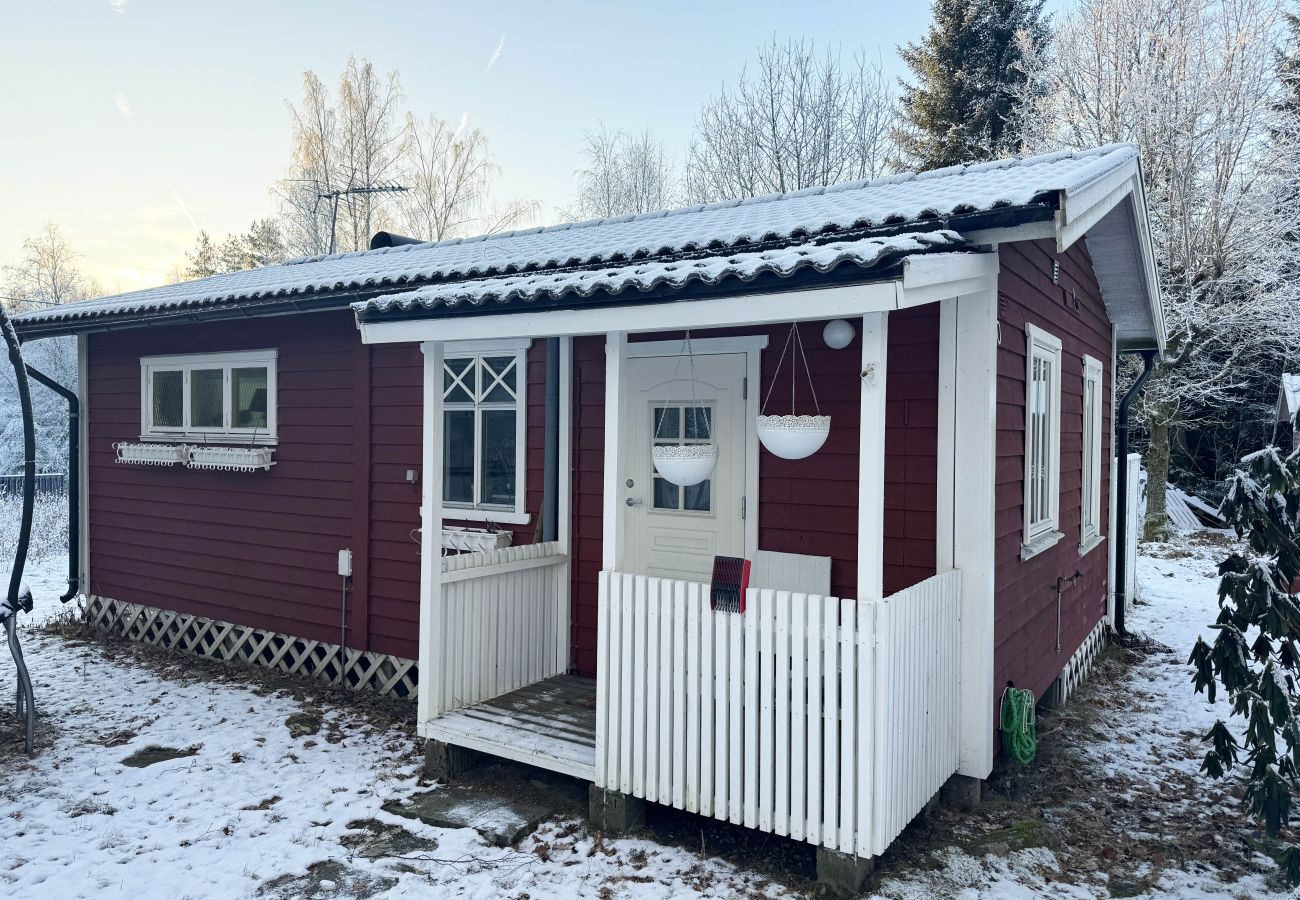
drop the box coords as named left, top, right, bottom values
left=822, top=318, right=855, bottom=350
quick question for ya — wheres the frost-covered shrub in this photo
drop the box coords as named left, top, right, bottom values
left=0, top=492, right=69, bottom=565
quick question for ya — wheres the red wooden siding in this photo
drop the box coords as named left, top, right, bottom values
left=994, top=239, right=1113, bottom=700
left=570, top=336, right=606, bottom=677
left=86, top=312, right=365, bottom=646
left=364, top=340, right=548, bottom=660
left=87, top=312, right=549, bottom=663
left=567, top=315, right=939, bottom=676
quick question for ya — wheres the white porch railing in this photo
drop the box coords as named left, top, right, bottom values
left=595, top=569, right=961, bottom=858
left=430, top=541, right=568, bottom=717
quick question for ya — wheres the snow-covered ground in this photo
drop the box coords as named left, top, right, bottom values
left=0, top=540, right=1293, bottom=898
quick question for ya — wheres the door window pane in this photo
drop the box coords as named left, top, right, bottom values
left=152, top=371, right=183, bottom=427
left=684, top=480, right=711, bottom=512
left=653, top=407, right=680, bottom=440
left=653, top=477, right=680, bottom=510
left=480, top=409, right=516, bottom=506
left=443, top=410, right=475, bottom=504
left=232, top=367, right=268, bottom=429
left=191, top=369, right=224, bottom=428
left=650, top=403, right=713, bottom=513
left=684, top=406, right=711, bottom=440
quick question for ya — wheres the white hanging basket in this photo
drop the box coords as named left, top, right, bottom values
left=114, top=442, right=188, bottom=466
left=652, top=443, right=718, bottom=487
left=187, top=446, right=276, bottom=472
left=757, top=415, right=832, bottom=460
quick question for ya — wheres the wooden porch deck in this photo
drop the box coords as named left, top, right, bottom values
left=425, top=674, right=597, bottom=780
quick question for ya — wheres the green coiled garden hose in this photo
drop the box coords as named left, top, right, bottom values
left=1000, top=686, right=1037, bottom=764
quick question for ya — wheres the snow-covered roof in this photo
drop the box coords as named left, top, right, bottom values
left=1279, top=373, right=1300, bottom=423
left=356, top=231, right=966, bottom=314
left=13, top=144, right=1150, bottom=337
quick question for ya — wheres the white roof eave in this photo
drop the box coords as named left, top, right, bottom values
left=1056, top=156, right=1166, bottom=352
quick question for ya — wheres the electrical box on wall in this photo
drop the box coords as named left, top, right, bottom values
left=337, top=549, right=352, bottom=578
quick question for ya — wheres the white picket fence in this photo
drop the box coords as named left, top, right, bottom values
left=431, top=541, right=569, bottom=716
left=595, top=569, right=961, bottom=859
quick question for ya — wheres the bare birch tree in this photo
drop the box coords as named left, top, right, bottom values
left=1022, top=0, right=1293, bottom=537
left=567, top=125, right=677, bottom=220
left=277, top=58, right=533, bottom=253
left=276, top=58, right=403, bottom=256
left=395, top=113, right=538, bottom=242
left=2, top=223, right=96, bottom=311
left=685, top=40, right=899, bottom=202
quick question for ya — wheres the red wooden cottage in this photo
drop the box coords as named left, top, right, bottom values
left=13, top=143, right=1164, bottom=883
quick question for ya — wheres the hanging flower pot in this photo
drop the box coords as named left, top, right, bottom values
left=652, top=443, right=718, bottom=487
left=650, top=332, right=719, bottom=487
left=757, top=414, right=831, bottom=460
left=757, top=323, right=832, bottom=460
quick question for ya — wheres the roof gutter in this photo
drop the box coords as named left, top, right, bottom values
left=11, top=204, right=1056, bottom=341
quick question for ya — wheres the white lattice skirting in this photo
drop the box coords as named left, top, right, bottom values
left=1054, top=618, right=1108, bottom=707
left=83, top=596, right=417, bottom=700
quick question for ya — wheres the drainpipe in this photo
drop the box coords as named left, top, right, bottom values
left=24, top=364, right=79, bottom=603
left=1114, top=350, right=1157, bottom=637
left=541, top=338, right=560, bottom=542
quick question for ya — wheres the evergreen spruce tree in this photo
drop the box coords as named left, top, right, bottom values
left=1189, top=441, right=1300, bottom=884
left=1280, top=9, right=1300, bottom=114
left=896, top=0, right=1049, bottom=169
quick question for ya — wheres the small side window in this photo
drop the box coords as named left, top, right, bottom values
left=1022, top=324, right=1063, bottom=559
left=1080, top=355, right=1104, bottom=553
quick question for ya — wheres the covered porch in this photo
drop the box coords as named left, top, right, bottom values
left=360, top=250, right=1002, bottom=859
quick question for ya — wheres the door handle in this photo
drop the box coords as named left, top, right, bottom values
left=625, top=497, right=643, bottom=507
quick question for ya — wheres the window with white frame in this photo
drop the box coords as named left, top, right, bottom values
left=1080, top=354, right=1104, bottom=552
left=140, top=350, right=277, bottom=444
left=442, top=342, right=528, bottom=521
left=1022, top=324, right=1063, bottom=557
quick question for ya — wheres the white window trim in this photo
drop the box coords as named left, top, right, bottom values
left=140, top=349, right=278, bottom=445
left=1022, top=324, right=1063, bottom=560
left=1080, top=354, right=1105, bottom=556
left=441, top=342, right=530, bottom=524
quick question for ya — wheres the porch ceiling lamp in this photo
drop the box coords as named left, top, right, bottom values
left=757, top=322, right=831, bottom=460
left=823, top=318, right=855, bottom=350
left=651, top=331, right=720, bottom=487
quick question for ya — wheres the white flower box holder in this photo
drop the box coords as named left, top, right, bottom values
left=441, top=526, right=513, bottom=553
left=187, top=446, right=276, bottom=472
left=114, top=442, right=188, bottom=466
left=756, top=415, right=831, bottom=460
left=652, top=444, right=719, bottom=487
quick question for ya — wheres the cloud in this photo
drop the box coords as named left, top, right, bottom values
left=114, top=91, right=133, bottom=117
left=454, top=111, right=468, bottom=138
left=109, top=0, right=127, bottom=14
left=483, top=34, right=505, bottom=73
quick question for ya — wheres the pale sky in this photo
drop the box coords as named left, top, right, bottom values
left=0, top=0, right=1070, bottom=296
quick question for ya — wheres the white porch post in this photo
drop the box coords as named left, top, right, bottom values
left=557, top=336, right=574, bottom=670
left=857, top=313, right=889, bottom=601
left=417, top=339, right=445, bottom=728
left=602, top=332, right=627, bottom=572
left=944, top=281, right=999, bottom=779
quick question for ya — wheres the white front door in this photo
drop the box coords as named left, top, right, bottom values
left=620, top=351, right=748, bottom=583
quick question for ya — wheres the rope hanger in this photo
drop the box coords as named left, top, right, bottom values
left=654, top=330, right=712, bottom=442
left=761, top=322, right=821, bottom=417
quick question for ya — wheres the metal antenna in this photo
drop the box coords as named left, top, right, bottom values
left=316, top=180, right=409, bottom=254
